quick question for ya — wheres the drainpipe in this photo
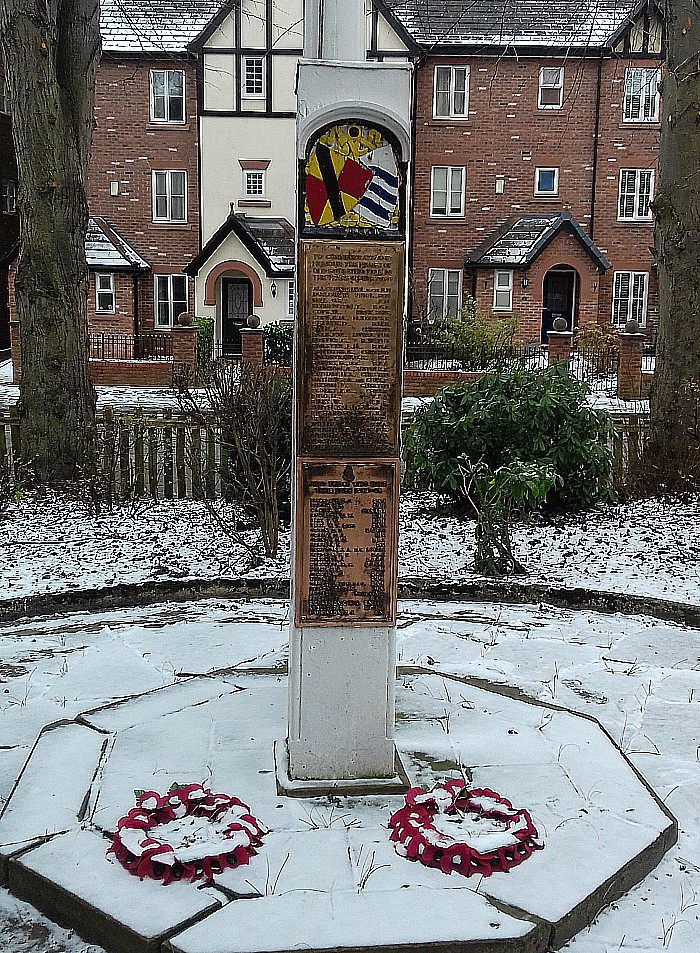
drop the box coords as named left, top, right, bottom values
left=589, top=54, right=603, bottom=240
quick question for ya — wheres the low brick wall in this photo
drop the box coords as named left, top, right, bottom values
left=403, top=369, right=486, bottom=397
left=89, top=359, right=173, bottom=387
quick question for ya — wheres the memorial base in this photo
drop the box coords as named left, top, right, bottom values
left=274, top=740, right=410, bottom=797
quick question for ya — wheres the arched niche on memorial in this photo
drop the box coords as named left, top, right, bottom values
left=298, top=117, right=408, bottom=242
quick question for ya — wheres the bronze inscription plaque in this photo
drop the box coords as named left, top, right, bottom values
left=295, top=460, right=399, bottom=627
left=297, top=240, right=404, bottom=457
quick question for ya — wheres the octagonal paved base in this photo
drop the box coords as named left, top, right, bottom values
left=0, top=670, right=676, bottom=953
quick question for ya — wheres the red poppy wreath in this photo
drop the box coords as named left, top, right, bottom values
left=389, top=779, right=543, bottom=877
left=109, top=783, right=267, bottom=884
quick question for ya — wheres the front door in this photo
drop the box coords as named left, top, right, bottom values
left=541, top=270, right=575, bottom=344
left=222, top=277, right=252, bottom=356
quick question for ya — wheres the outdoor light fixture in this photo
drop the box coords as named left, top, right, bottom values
left=110, top=180, right=119, bottom=196
left=521, top=276, right=529, bottom=288
left=270, top=281, right=277, bottom=298
left=495, top=176, right=505, bottom=194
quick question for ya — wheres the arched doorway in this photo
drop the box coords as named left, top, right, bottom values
left=541, top=266, right=578, bottom=344
left=221, top=274, right=253, bottom=356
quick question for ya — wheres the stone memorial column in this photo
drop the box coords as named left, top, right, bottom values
left=282, top=4, right=412, bottom=788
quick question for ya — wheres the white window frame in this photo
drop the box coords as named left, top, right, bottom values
left=534, top=167, right=559, bottom=196
left=95, top=273, right=115, bottom=313
left=242, top=56, right=265, bottom=99
left=428, top=268, right=462, bottom=320
left=617, top=169, right=654, bottom=222
left=612, top=271, right=648, bottom=327
left=243, top=169, right=266, bottom=198
left=623, top=68, right=661, bottom=123
left=154, top=274, right=189, bottom=328
left=286, top=279, right=296, bottom=318
left=149, top=69, right=185, bottom=124
left=538, top=67, right=564, bottom=109
left=1, top=178, right=17, bottom=214
left=152, top=170, right=187, bottom=223
left=430, top=166, right=465, bottom=217
left=433, top=65, right=470, bottom=119
left=493, top=270, right=514, bottom=312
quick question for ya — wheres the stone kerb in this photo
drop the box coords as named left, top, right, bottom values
left=617, top=321, right=645, bottom=400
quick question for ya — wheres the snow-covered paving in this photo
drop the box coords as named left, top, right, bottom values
left=0, top=594, right=699, bottom=951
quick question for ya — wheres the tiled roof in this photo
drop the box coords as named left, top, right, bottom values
left=186, top=213, right=294, bottom=277
left=380, top=0, right=640, bottom=49
left=86, top=217, right=150, bottom=270
left=100, top=0, right=226, bottom=53
left=465, top=212, right=610, bottom=270
left=237, top=217, right=295, bottom=274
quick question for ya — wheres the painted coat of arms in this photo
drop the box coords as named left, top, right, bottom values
left=304, top=123, right=401, bottom=232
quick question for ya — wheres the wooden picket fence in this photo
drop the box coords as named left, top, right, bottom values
left=0, top=406, right=225, bottom=501
left=0, top=405, right=650, bottom=501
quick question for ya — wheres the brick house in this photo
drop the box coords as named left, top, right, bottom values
left=0, top=63, right=19, bottom=355
left=381, top=0, right=662, bottom=344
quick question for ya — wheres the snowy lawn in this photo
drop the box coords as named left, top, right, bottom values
left=0, top=491, right=698, bottom=606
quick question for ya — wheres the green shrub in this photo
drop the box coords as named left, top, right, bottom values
left=193, top=316, right=215, bottom=366
left=403, top=366, right=614, bottom=512
left=263, top=321, right=294, bottom=366
left=436, top=297, right=519, bottom=351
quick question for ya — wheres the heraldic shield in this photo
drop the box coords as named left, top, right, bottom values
left=302, top=122, right=404, bottom=237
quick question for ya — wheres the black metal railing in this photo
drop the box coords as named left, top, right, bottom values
left=403, top=341, right=547, bottom=373
left=89, top=333, right=173, bottom=362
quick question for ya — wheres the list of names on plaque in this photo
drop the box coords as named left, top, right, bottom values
left=296, top=460, right=398, bottom=626
left=299, top=241, right=404, bottom=457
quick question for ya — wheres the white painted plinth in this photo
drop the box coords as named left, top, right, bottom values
left=287, top=624, right=396, bottom=780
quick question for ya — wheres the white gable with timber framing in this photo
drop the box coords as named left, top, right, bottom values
left=189, top=0, right=409, bottom=352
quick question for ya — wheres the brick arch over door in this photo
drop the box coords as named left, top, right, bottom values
left=204, top=260, right=263, bottom=307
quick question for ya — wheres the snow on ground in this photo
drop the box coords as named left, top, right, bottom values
left=0, top=491, right=698, bottom=606
left=0, top=596, right=699, bottom=951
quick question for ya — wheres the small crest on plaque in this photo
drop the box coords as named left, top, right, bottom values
left=304, top=123, right=401, bottom=234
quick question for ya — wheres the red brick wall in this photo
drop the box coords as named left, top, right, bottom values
left=411, top=53, right=660, bottom=339
left=0, top=89, right=19, bottom=351
left=89, top=360, right=173, bottom=387
left=87, top=272, right=137, bottom=335
left=593, top=57, right=659, bottom=338
left=87, top=58, right=200, bottom=332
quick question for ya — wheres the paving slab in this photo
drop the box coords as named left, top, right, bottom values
left=2, top=670, right=677, bottom=953
left=166, top=885, right=548, bottom=953
left=9, top=828, right=221, bottom=953
left=0, top=721, right=107, bottom=884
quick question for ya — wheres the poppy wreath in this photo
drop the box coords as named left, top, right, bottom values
left=109, top=782, right=267, bottom=884
left=389, top=779, right=543, bottom=878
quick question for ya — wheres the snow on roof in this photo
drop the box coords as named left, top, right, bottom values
left=237, top=217, right=295, bottom=274
left=86, top=217, right=150, bottom=270
left=465, top=211, right=610, bottom=270
left=100, top=0, right=227, bottom=54
left=381, top=0, right=640, bottom=49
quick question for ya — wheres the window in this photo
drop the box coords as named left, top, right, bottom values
left=1, top=179, right=16, bottom=214
left=493, top=270, right=513, bottom=311
left=612, top=272, right=648, bottom=326
left=433, top=66, right=469, bottom=119
left=150, top=70, right=185, bottom=123
left=155, top=275, right=188, bottom=327
left=538, top=67, right=564, bottom=109
left=430, top=166, right=465, bottom=217
left=244, top=170, right=265, bottom=197
left=152, top=171, right=187, bottom=223
left=286, top=280, right=296, bottom=318
left=618, top=169, right=654, bottom=221
left=95, top=273, right=115, bottom=313
left=242, top=57, right=265, bottom=98
left=535, top=168, right=559, bottom=196
left=623, top=68, right=660, bottom=122
left=428, top=269, right=461, bottom=320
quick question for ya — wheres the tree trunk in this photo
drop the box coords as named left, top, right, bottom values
left=0, top=0, right=99, bottom=483
left=650, top=2, right=700, bottom=454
